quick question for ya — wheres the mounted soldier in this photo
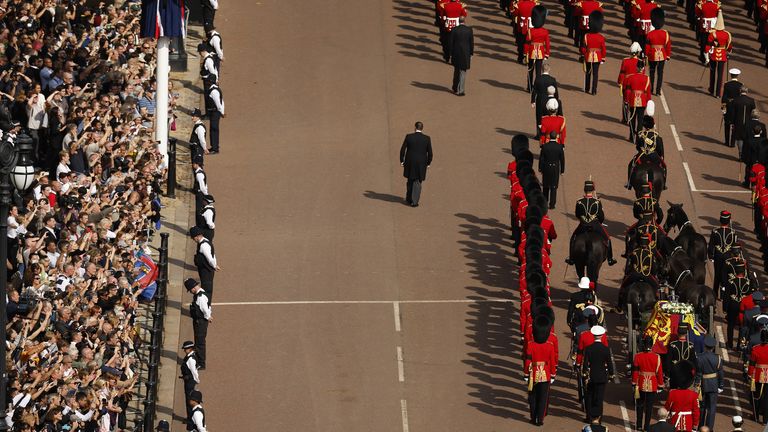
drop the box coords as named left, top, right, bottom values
left=708, top=210, right=738, bottom=301
left=566, top=181, right=617, bottom=266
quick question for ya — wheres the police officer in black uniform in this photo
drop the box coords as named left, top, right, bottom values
left=665, top=323, right=696, bottom=377
left=566, top=181, right=618, bottom=266
left=189, top=108, right=208, bottom=165
left=196, top=194, right=216, bottom=240
left=695, top=335, right=724, bottom=431
left=724, top=265, right=751, bottom=349
left=192, top=161, right=210, bottom=215
left=190, top=227, right=219, bottom=298
left=198, top=44, right=220, bottom=113
left=708, top=210, right=738, bottom=301
left=179, top=341, right=200, bottom=423
left=539, top=131, right=565, bottom=209
left=188, top=390, right=207, bottom=432
left=186, top=278, right=213, bottom=369
left=633, top=183, right=663, bottom=224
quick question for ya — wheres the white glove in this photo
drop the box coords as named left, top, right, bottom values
left=717, top=388, right=724, bottom=394
left=524, top=377, right=529, bottom=383
left=550, top=378, right=555, bottom=384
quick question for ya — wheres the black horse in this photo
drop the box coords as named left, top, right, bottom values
left=569, top=230, right=607, bottom=288
left=663, top=203, right=708, bottom=266
left=618, top=278, right=657, bottom=327
left=658, top=235, right=706, bottom=284
left=669, top=267, right=716, bottom=331
left=629, top=157, right=665, bottom=199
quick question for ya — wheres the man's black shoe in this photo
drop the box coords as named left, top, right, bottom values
left=565, top=258, right=574, bottom=265
left=608, top=258, right=618, bottom=266
left=209, top=150, right=220, bottom=154
left=410, top=203, right=419, bottom=207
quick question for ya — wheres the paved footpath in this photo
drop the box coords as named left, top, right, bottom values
left=171, top=0, right=767, bottom=430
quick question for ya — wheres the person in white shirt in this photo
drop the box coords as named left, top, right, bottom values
left=207, top=28, right=224, bottom=62
left=202, top=0, right=219, bottom=31
left=185, top=278, right=212, bottom=368
left=180, top=341, right=201, bottom=421
left=207, top=83, right=224, bottom=154
left=56, top=150, right=72, bottom=179
left=190, top=227, right=219, bottom=299
left=187, top=390, right=207, bottom=432
left=26, top=89, right=47, bottom=159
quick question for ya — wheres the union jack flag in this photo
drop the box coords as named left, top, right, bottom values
left=140, top=0, right=186, bottom=39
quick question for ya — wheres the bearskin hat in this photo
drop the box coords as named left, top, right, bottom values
left=530, top=194, right=548, bottom=214
left=526, top=205, right=545, bottom=228
left=515, top=159, right=533, bottom=177
left=650, top=7, right=665, bottom=30
left=527, top=225, right=545, bottom=248
left=532, top=5, right=547, bottom=29
left=516, top=149, right=535, bottom=165
left=532, top=315, right=552, bottom=344
left=588, top=11, right=604, bottom=33
left=511, top=134, right=530, bottom=158
left=670, top=360, right=695, bottom=389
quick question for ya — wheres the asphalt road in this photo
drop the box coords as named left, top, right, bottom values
left=172, top=0, right=768, bottom=430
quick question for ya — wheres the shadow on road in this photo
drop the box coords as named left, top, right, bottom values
left=363, top=190, right=409, bottom=205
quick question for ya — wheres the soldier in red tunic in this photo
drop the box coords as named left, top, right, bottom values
left=664, top=361, right=700, bottom=432
left=623, top=59, right=652, bottom=142
left=580, top=11, right=606, bottom=95
left=511, top=0, right=537, bottom=63
left=619, top=42, right=643, bottom=123
left=525, top=314, right=558, bottom=426
left=748, top=329, right=768, bottom=423
left=632, top=336, right=664, bottom=432
left=631, top=0, right=658, bottom=47
left=539, top=99, right=567, bottom=145
left=696, top=0, right=720, bottom=56
left=573, top=0, right=603, bottom=46
left=705, top=11, right=732, bottom=97
left=525, top=6, right=551, bottom=89
left=439, top=0, right=468, bottom=62
left=645, top=8, right=671, bottom=95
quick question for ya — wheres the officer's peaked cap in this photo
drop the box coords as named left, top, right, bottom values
left=184, top=278, right=199, bottom=291
left=189, top=390, right=203, bottom=402
left=182, top=340, right=195, bottom=349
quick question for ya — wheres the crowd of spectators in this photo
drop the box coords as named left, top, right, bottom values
left=0, top=0, right=174, bottom=431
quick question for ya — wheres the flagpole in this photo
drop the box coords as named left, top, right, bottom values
left=156, top=36, right=170, bottom=166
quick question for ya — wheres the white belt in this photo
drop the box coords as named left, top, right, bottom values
left=674, top=411, right=692, bottom=428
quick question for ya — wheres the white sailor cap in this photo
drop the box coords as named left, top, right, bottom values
left=732, top=415, right=743, bottom=425
left=729, top=68, right=741, bottom=76
left=590, top=325, right=606, bottom=336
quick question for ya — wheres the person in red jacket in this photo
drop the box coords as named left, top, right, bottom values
left=511, top=0, right=537, bottom=63
left=645, top=8, right=671, bottom=95
left=439, top=0, right=468, bottom=62
left=696, top=0, right=720, bottom=57
left=575, top=323, right=608, bottom=366
left=525, top=6, right=550, bottom=89
left=539, top=99, right=566, bottom=145
left=632, top=336, right=664, bottom=432
left=580, top=11, right=606, bottom=95
left=525, top=315, right=558, bottom=426
left=623, top=59, right=652, bottom=142
left=705, top=11, right=732, bottom=97
left=619, top=42, right=643, bottom=123
left=632, top=0, right=658, bottom=46
left=749, top=329, right=768, bottom=423
left=664, top=361, right=700, bottom=432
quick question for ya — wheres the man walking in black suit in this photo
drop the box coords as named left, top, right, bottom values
left=649, top=408, right=675, bottom=432
left=400, top=122, right=433, bottom=207
left=531, top=62, right=559, bottom=135
left=731, top=87, right=756, bottom=154
left=581, top=326, right=614, bottom=422
left=449, top=17, right=474, bottom=96
left=539, top=131, right=565, bottom=209
left=721, top=68, right=742, bottom=146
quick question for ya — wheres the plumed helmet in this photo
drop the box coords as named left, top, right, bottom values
left=714, top=9, right=725, bottom=31
left=630, top=41, right=642, bottom=54
left=642, top=115, right=655, bottom=130
left=545, top=98, right=559, bottom=112
left=532, top=315, right=553, bottom=343
left=531, top=5, right=548, bottom=29
left=588, top=11, right=604, bottom=33
left=650, top=7, right=665, bottom=29
left=670, top=360, right=696, bottom=389
left=511, top=134, right=530, bottom=157
left=646, top=100, right=656, bottom=118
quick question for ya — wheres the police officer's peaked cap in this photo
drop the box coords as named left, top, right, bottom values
left=189, top=226, right=203, bottom=238
left=182, top=340, right=195, bottom=350
left=196, top=43, right=208, bottom=53
left=192, top=108, right=203, bottom=118
left=531, top=5, right=547, bottom=29
left=157, top=420, right=170, bottom=431
left=720, top=210, right=731, bottom=224
left=203, top=194, right=215, bottom=203
left=650, top=7, right=665, bottom=29
left=588, top=11, right=604, bottom=33
left=184, top=278, right=199, bottom=291
left=703, top=335, right=716, bottom=348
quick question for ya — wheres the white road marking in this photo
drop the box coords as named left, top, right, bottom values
left=716, top=325, right=730, bottom=362
left=695, top=189, right=752, bottom=194
left=670, top=124, right=683, bottom=151
left=660, top=92, right=671, bottom=114
left=683, top=162, right=697, bottom=192
left=397, top=346, right=405, bottom=382
left=727, top=378, right=743, bottom=415
left=393, top=302, right=402, bottom=332
left=212, top=299, right=516, bottom=306
left=619, top=400, right=633, bottom=432
left=400, top=399, right=410, bottom=432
